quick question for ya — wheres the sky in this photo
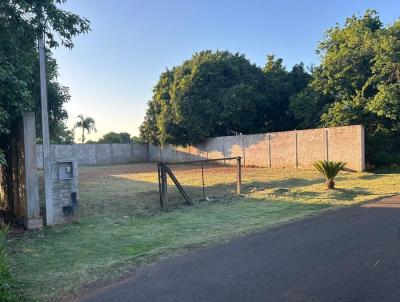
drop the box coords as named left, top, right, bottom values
left=53, top=0, right=400, bottom=141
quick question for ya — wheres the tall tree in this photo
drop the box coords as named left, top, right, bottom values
left=141, top=51, right=272, bottom=145
left=263, top=56, right=311, bottom=130
left=297, top=10, right=400, bottom=163
left=0, top=0, right=90, bottom=214
left=74, top=115, right=96, bottom=143
left=140, top=51, right=310, bottom=146
left=0, top=0, right=90, bottom=156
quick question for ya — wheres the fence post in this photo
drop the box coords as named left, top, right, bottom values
left=201, top=163, right=206, bottom=200
left=159, top=163, right=168, bottom=210
left=236, top=157, right=242, bottom=195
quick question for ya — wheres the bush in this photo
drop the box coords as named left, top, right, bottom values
left=0, top=227, right=18, bottom=302
left=369, top=151, right=400, bottom=167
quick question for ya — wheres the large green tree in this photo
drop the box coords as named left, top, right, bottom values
left=292, top=10, right=400, bottom=164
left=0, top=0, right=90, bottom=160
left=0, top=0, right=89, bottom=212
left=140, top=51, right=310, bottom=145
left=263, top=55, right=311, bottom=130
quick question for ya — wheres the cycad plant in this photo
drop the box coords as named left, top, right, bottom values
left=313, top=160, right=347, bottom=189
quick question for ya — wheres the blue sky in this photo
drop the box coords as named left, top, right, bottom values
left=54, top=0, right=400, bottom=140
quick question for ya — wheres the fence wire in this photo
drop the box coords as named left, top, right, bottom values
left=159, top=158, right=241, bottom=208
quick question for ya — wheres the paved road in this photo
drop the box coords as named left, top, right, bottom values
left=76, top=196, right=400, bottom=302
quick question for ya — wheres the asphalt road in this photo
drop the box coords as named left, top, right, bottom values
left=75, top=196, right=400, bottom=302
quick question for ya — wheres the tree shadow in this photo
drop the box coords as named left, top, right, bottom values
left=242, top=177, right=323, bottom=192
left=370, top=166, right=400, bottom=175
left=357, top=174, right=385, bottom=180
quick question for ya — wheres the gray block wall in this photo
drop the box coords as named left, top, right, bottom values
left=149, top=125, right=365, bottom=171
left=36, top=125, right=365, bottom=171
left=37, top=143, right=149, bottom=168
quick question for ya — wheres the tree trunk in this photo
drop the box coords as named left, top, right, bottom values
left=326, top=179, right=335, bottom=190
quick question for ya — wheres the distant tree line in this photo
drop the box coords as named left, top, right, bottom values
left=140, top=10, right=400, bottom=165
left=86, top=132, right=142, bottom=144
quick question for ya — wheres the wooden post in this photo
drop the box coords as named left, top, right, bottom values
left=160, top=163, right=168, bottom=210
left=201, top=163, right=205, bottom=200
left=164, top=166, right=193, bottom=205
left=236, top=157, right=242, bottom=195
left=157, top=163, right=163, bottom=208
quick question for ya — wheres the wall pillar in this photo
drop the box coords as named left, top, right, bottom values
left=22, top=113, right=43, bottom=229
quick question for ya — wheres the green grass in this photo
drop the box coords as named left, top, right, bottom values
left=1, top=228, right=26, bottom=302
left=7, top=164, right=400, bottom=301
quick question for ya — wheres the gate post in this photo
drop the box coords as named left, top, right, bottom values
left=236, top=157, right=242, bottom=195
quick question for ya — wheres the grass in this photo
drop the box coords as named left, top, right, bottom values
left=6, top=163, right=400, bottom=301
left=1, top=228, right=26, bottom=302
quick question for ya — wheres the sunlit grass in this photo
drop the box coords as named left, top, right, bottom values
left=9, top=163, right=400, bottom=301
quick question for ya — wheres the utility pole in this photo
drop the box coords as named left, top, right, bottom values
left=38, top=19, right=54, bottom=225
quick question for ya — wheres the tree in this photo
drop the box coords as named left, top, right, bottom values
left=299, top=10, right=400, bottom=163
left=0, top=0, right=90, bottom=156
left=140, top=51, right=310, bottom=146
left=74, top=115, right=96, bottom=143
left=263, top=56, right=311, bottom=130
left=98, top=132, right=131, bottom=144
left=289, top=86, right=331, bottom=129
left=0, top=0, right=90, bottom=216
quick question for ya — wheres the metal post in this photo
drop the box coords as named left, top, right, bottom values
left=236, top=157, right=242, bottom=195
left=38, top=30, right=54, bottom=225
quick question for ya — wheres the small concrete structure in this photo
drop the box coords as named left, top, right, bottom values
left=51, top=159, right=79, bottom=224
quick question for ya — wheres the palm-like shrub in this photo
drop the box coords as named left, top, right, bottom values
left=313, top=160, right=347, bottom=189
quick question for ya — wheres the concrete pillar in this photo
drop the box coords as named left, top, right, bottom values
left=22, top=112, right=43, bottom=229
left=359, top=125, right=366, bottom=171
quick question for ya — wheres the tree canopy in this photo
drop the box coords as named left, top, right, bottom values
left=140, top=10, right=400, bottom=165
left=0, top=0, right=90, bottom=161
left=296, top=10, right=400, bottom=163
left=140, top=51, right=310, bottom=145
left=98, top=132, right=131, bottom=144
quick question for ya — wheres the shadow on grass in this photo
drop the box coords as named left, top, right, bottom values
left=370, top=166, right=400, bottom=174
left=38, top=165, right=375, bottom=221
left=329, top=187, right=371, bottom=201
left=357, top=174, right=385, bottom=180
left=243, top=177, right=322, bottom=191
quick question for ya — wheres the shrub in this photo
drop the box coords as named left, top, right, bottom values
left=313, top=160, right=346, bottom=189
left=369, top=151, right=400, bottom=167
left=0, top=227, right=18, bottom=302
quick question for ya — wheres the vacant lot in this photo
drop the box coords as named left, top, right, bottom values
left=6, top=163, right=400, bottom=301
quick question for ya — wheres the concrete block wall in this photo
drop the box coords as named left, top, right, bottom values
left=35, top=125, right=365, bottom=171
left=149, top=125, right=365, bottom=171
left=37, top=142, right=149, bottom=168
